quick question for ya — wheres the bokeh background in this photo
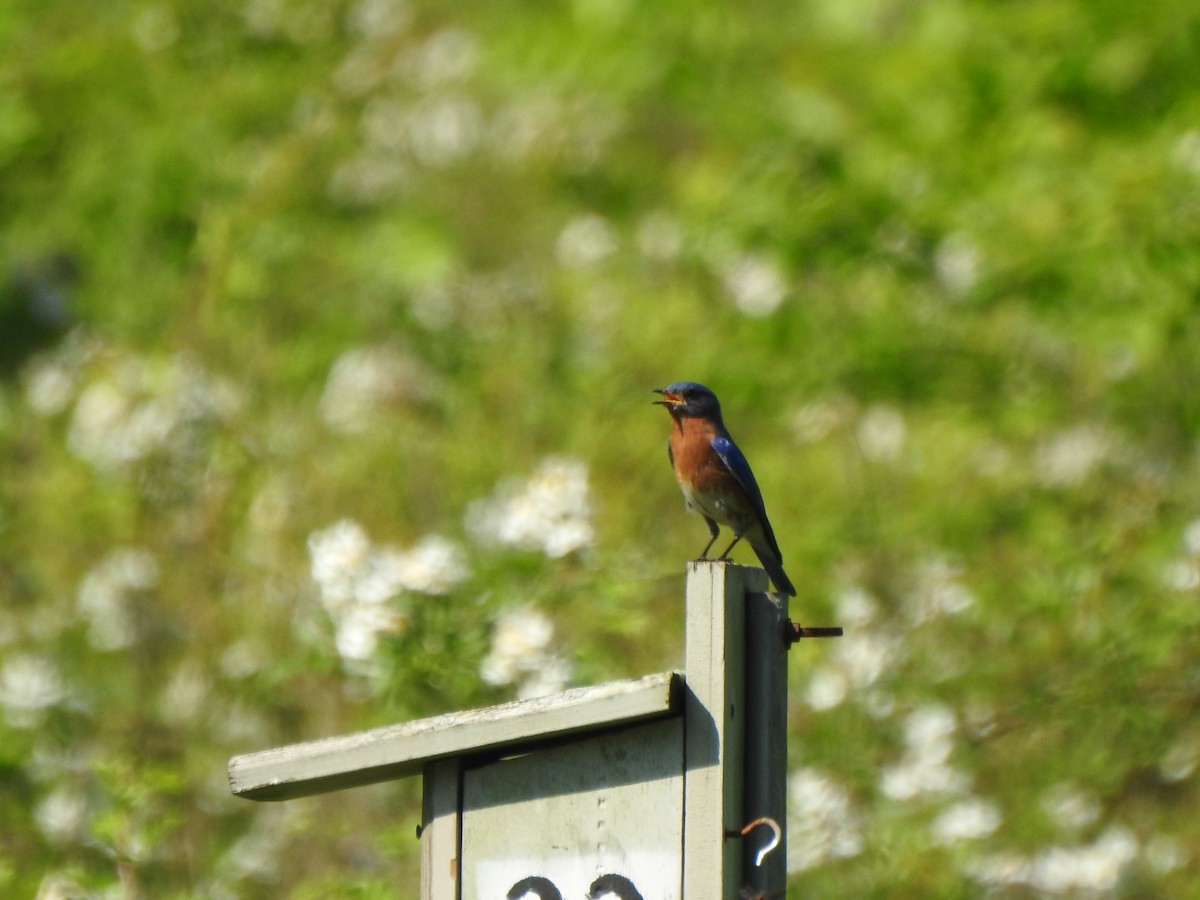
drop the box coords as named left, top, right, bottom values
left=3, top=0, right=1200, bottom=896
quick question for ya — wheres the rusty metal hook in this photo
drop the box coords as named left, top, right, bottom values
left=740, top=816, right=781, bottom=867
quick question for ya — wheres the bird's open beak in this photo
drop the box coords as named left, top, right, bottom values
left=653, top=388, right=682, bottom=407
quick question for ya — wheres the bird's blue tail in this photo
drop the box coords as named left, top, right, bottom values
left=750, top=539, right=796, bottom=596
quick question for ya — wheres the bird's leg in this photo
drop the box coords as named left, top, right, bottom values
left=716, top=535, right=742, bottom=560
left=697, top=517, right=720, bottom=560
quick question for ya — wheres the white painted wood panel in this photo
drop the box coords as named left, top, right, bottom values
left=461, top=716, right=684, bottom=900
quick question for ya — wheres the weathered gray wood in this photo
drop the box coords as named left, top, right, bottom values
left=226, top=559, right=797, bottom=897
left=460, top=716, right=684, bottom=898
left=682, top=560, right=763, bottom=899
left=229, top=671, right=680, bottom=801
left=421, top=758, right=461, bottom=900
left=743, top=589, right=790, bottom=894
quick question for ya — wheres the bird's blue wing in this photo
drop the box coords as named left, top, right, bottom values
left=710, top=435, right=765, bottom=510
left=710, top=435, right=783, bottom=558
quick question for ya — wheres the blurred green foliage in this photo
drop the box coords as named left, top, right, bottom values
left=2, top=0, right=1200, bottom=895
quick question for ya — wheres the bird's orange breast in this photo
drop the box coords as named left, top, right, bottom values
left=669, top=416, right=732, bottom=491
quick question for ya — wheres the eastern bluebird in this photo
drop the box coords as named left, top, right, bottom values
left=654, top=382, right=796, bottom=596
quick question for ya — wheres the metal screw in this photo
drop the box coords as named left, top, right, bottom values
left=784, top=621, right=843, bottom=644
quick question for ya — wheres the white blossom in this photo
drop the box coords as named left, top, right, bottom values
left=1161, top=559, right=1198, bottom=591
left=35, top=786, right=89, bottom=844
left=405, top=95, right=482, bottom=166
left=804, top=667, right=848, bottom=711
left=1041, top=783, right=1101, bottom=832
left=480, top=607, right=571, bottom=698
left=724, top=254, right=786, bottom=316
left=1143, top=834, right=1187, bottom=874
left=1034, top=424, right=1115, bottom=488
left=466, top=457, right=594, bottom=558
left=856, top=405, right=906, bottom=463
left=516, top=655, right=573, bottom=701
left=1173, top=129, right=1200, bottom=174
left=556, top=215, right=617, bottom=268
left=934, top=232, right=980, bottom=296
left=393, top=535, right=467, bottom=595
left=1163, top=519, right=1200, bottom=590
left=66, top=352, right=242, bottom=474
left=159, top=660, right=211, bottom=726
left=77, top=548, right=159, bottom=651
left=833, top=629, right=901, bottom=691
left=635, top=211, right=684, bottom=261
left=971, top=827, right=1138, bottom=895
left=790, top=397, right=852, bottom=444
left=835, top=586, right=879, bottom=628
left=1182, top=517, right=1200, bottom=556
left=930, top=797, right=1001, bottom=845
left=319, top=344, right=434, bottom=433
left=0, top=655, right=65, bottom=727
left=334, top=601, right=406, bottom=662
left=308, top=519, right=372, bottom=609
left=787, top=767, right=863, bottom=872
left=221, top=639, right=270, bottom=679
left=346, top=0, right=411, bottom=40
left=307, top=520, right=468, bottom=667
left=24, top=357, right=77, bottom=415
left=1160, top=727, right=1200, bottom=782
left=880, top=705, right=969, bottom=801
left=803, top=586, right=903, bottom=712
left=401, top=28, right=478, bottom=90
left=480, top=607, right=553, bottom=686
left=905, top=556, right=976, bottom=626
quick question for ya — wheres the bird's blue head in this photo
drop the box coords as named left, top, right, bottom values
left=653, top=382, right=723, bottom=419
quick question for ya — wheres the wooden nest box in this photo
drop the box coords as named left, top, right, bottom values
left=229, top=562, right=839, bottom=898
